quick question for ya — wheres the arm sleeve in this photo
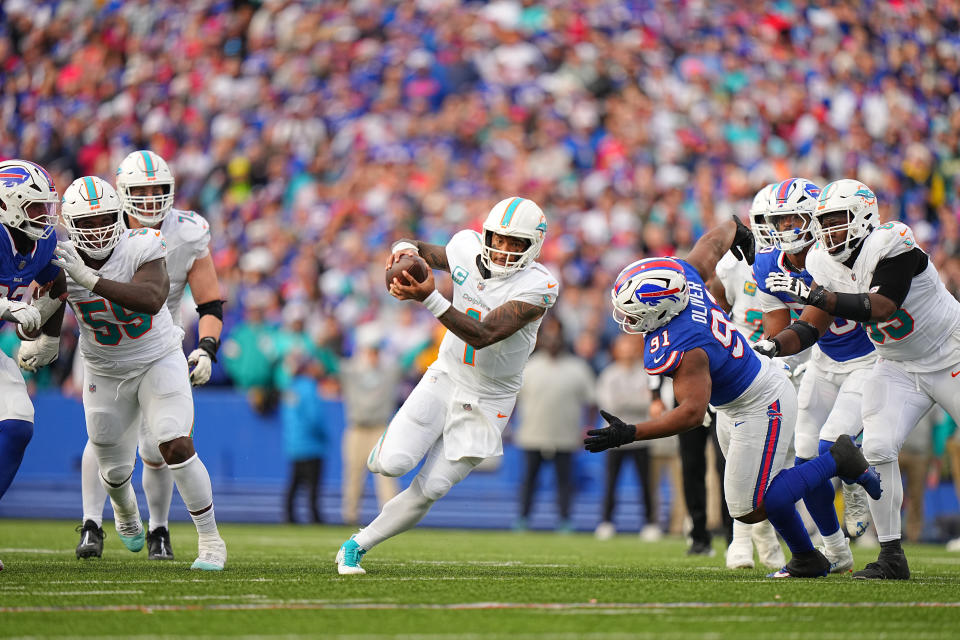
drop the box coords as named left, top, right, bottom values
left=868, top=248, right=927, bottom=309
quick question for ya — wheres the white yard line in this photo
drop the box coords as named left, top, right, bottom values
left=2, top=601, right=960, bottom=614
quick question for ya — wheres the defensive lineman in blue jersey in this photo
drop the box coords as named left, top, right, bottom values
left=0, top=159, right=67, bottom=570
left=752, top=178, right=877, bottom=572
left=585, top=217, right=881, bottom=578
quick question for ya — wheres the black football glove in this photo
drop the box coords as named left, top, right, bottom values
left=730, top=215, right=756, bottom=265
left=584, top=410, right=636, bottom=453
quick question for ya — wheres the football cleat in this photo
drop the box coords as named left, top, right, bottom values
left=752, top=521, right=786, bottom=569
left=829, top=436, right=882, bottom=499
left=146, top=526, right=174, bottom=560
left=76, top=519, right=105, bottom=559
left=594, top=521, right=616, bottom=541
left=946, top=537, right=960, bottom=552
left=725, top=541, right=755, bottom=569
left=767, top=549, right=830, bottom=578
left=336, top=537, right=367, bottom=575
left=115, top=517, right=145, bottom=552
left=639, top=524, right=662, bottom=542
left=687, top=540, right=715, bottom=557
left=852, top=549, right=910, bottom=580
left=820, top=538, right=854, bottom=574
left=842, top=482, right=872, bottom=537
left=191, top=535, right=226, bottom=571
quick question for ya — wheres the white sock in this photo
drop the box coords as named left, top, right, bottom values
left=822, top=529, right=847, bottom=554
left=731, top=519, right=753, bottom=546
left=354, top=479, right=433, bottom=551
left=102, top=477, right=140, bottom=522
left=81, top=440, right=107, bottom=527
left=868, top=460, right=903, bottom=542
left=142, top=462, right=174, bottom=532
left=168, top=454, right=218, bottom=536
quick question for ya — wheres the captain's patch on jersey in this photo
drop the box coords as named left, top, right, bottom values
left=452, top=266, right=468, bottom=285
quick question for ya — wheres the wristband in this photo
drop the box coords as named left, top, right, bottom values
left=391, top=241, right=419, bottom=254
left=422, top=290, right=451, bottom=317
left=197, top=336, right=220, bottom=362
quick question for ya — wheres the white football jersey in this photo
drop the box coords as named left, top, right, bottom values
left=807, top=221, right=960, bottom=372
left=715, top=252, right=764, bottom=344
left=66, top=230, right=184, bottom=377
left=432, top=230, right=558, bottom=397
left=159, top=208, right=211, bottom=327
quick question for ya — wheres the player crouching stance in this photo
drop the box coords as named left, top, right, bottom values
left=585, top=217, right=881, bottom=578
left=41, top=176, right=226, bottom=570
left=336, top=197, right=557, bottom=575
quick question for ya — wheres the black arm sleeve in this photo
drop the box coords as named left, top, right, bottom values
left=784, top=320, right=821, bottom=352
left=869, top=248, right=927, bottom=309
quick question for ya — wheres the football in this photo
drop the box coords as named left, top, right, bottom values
left=385, top=254, right=429, bottom=289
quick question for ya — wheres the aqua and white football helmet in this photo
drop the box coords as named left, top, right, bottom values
left=480, top=197, right=547, bottom=277
left=764, top=178, right=821, bottom=254
left=115, top=150, right=175, bottom=225
left=611, top=258, right=689, bottom=334
left=0, top=159, right=59, bottom=240
left=749, top=183, right=777, bottom=249
left=61, top=176, right=125, bottom=259
left=813, top=179, right=879, bottom=263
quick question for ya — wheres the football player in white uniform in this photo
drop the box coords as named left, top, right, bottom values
left=753, top=178, right=878, bottom=574
left=760, top=179, right=960, bottom=579
left=74, top=151, right=223, bottom=561
left=0, top=160, right=67, bottom=574
left=46, top=176, right=226, bottom=570
left=336, top=197, right=557, bottom=575
left=707, top=193, right=784, bottom=571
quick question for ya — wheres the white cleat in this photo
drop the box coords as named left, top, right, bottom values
left=594, top=521, right=616, bottom=541
left=842, top=482, right=872, bottom=538
left=336, top=538, right=367, bottom=575
left=820, top=538, right=854, bottom=574
left=725, top=541, right=755, bottom=569
left=191, top=535, right=226, bottom=571
left=752, top=520, right=786, bottom=569
left=639, top=524, right=662, bottom=543
left=947, top=537, right=960, bottom=552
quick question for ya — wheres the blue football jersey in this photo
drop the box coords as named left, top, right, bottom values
left=752, top=247, right=874, bottom=362
left=642, top=259, right=762, bottom=406
left=0, top=227, right=60, bottom=328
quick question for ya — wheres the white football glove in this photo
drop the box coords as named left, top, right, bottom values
left=753, top=338, right=780, bottom=358
left=187, top=349, right=212, bottom=386
left=764, top=273, right=811, bottom=304
left=52, top=242, right=100, bottom=291
left=17, top=334, right=60, bottom=372
left=0, top=297, right=42, bottom=334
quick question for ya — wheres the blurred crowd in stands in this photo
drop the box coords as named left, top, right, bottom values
left=3, top=0, right=960, bottom=399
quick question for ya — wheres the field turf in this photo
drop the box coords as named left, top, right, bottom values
left=2, top=519, right=959, bottom=639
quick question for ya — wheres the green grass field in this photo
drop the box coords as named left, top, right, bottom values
left=2, top=520, right=960, bottom=639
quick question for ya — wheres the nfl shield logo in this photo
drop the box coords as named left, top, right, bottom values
left=477, top=282, right=485, bottom=291
left=462, top=403, right=472, bottom=412
left=88, top=384, right=96, bottom=393
left=18, top=260, right=26, bottom=269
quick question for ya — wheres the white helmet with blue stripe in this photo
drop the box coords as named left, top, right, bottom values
left=764, top=178, right=821, bottom=254
left=480, top=197, right=547, bottom=277
left=611, top=257, right=689, bottom=334
left=0, top=159, right=59, bottom=240
left=115, top=150, right=175, bottom=226
left=61, top=176, right=125, bottom=259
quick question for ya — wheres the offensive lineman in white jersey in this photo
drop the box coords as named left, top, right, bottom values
left=707, top=185, right=784, bottom=571
left=46, top=176, right=226, bottom=570
left=336, top=197, right=557, bottom=575
left=74, top=151, right=224, bottom=561
left=759, top=179, right=960, bottom=579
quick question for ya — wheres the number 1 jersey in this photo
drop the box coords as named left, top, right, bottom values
left=66, top=230, right=183, bottom=377
left=432, top=230, right=558, bottom=398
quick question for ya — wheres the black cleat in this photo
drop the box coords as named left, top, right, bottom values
left=75, top=520, right=105, bottom=559
left=830, top=435, right=882, bottom=499
left=768, top=549, right=831, bottom=578
left=687, top=540, right=716, bottom=557
left=146, top=526, right=175, bottom=560
left=853, top=551, right=910, bottom=580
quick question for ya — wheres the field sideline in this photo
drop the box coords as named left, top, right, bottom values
left=2, top=520, right=959, bottom=639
